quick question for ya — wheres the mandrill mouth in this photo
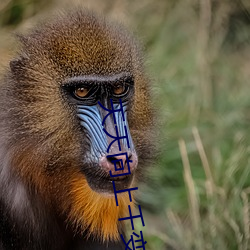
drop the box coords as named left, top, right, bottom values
left=105, top=175, right=131, bottom=182
left=81, top=151, right=138, bottom=194
left=81, top=163, right=135, bottom=194
left=103, top=174, right=133, bottom=187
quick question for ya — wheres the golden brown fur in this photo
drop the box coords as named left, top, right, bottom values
left=0, top=9, right=153, bottom=249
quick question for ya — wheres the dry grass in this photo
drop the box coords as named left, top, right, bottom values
left=1, top=0, right=250, bottom=249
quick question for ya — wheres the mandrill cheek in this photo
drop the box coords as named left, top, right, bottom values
left=77, top=105, right=108, bottom=161
left=77, top=103, right=136, bottom=166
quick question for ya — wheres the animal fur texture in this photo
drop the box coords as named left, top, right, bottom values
left=0, top=9, right=153, bottom=250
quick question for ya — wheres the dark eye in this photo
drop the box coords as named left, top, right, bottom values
left=74, top=87, right=89, bottom=98
left=113, top=84, right=126, bottom=96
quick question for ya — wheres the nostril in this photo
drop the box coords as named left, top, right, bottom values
left=106, top=153, right=129, bottom=170
left=106, top=156, right=116, bottom=163
left=127, top=152, right=132, bottom=160
left=106, top=153, right=132, bottom=163
left=100, top=152, right=138, bottom=174
left=106, top=155, right=123, bottom=170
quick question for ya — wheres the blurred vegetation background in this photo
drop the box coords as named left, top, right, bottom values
left=1, top=0, right=250, bottom=249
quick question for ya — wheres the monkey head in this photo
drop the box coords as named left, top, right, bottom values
left=0, top=10, right=153, bottom=242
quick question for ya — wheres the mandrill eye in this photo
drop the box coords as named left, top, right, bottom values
left=113, top=84, right=126, bottom=96
left=75, top=87, right=89, bottom=98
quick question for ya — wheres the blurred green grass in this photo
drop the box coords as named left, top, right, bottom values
left=1, top=0, right=250, bottom=249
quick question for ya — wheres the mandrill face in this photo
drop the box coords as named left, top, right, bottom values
left=62, top=73, right=138, bottom=194
left=0, top=10, right=153, bottom=242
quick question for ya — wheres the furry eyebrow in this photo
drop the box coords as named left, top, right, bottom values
left=63, top=73, right=134, bottom=86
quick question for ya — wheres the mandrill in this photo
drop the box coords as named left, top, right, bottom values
left=0, top=9, right=153, bottom=250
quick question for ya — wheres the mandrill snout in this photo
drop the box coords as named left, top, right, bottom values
left=99, top=151, right=138, bottom=176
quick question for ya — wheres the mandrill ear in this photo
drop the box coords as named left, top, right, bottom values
left=10, top=34, right=29, bottom=74
left=9, top=58, right=21, bottom=73
left=9, top=57, right=27, bottom=77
